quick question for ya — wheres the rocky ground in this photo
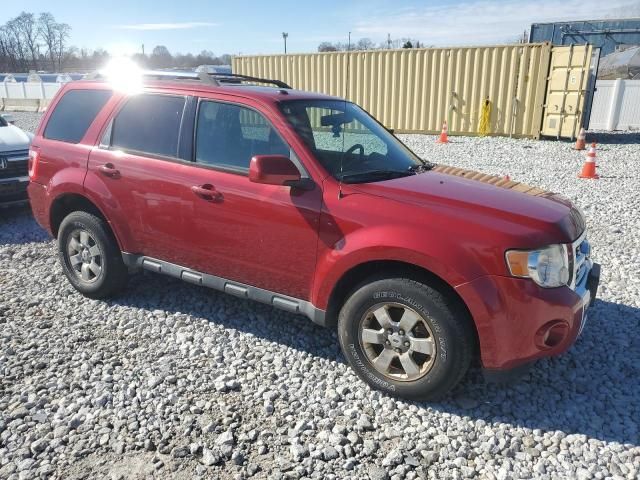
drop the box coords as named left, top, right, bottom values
left=1, top=112, right=639, bottom=479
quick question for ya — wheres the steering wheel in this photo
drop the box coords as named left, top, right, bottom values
left=345, top=143, right=365, bottom=159
left=342, top=144, right=367, bottom=170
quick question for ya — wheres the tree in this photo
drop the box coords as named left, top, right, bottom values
left=402, top=40, right=413, bottom=49
left=6, top=18, right=27, bottom=71
left=150, top=45, right=172, bottom=68
left=0, top=25, right=19, bottom=71
left=318, top=38, right=379, bottom=52
left=1, top=10, right=234, bottom=73
left=38, top=12, right=58, bottom=71
left=54, top=22, right=70, bottom=71
left=356, top=38, right=374, bottom=51
left=318, top=42, right=338, bottom=52
left=14, top=12, right=39, bottom=70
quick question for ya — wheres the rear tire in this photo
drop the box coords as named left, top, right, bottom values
left=58, top=211, right=128, bottom=299
left=338, top=277, right=473, bottom=401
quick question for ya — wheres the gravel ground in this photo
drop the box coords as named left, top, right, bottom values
left=1, top=111, right=639, bottom=479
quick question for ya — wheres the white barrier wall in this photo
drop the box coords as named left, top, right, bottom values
left=589, top=79, right=640, bottom=131
left=0, top=81, right=64, bottom=100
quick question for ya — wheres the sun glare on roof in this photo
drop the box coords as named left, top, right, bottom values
left=101, top=57, right=143, bottom=95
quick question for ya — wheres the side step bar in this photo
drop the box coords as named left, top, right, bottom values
left=121, top=253, right=326, bottom=327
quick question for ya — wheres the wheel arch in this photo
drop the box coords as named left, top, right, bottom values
left=324, top=259, right=479, bottom=354
left=49, top=193, right=122, bottom=249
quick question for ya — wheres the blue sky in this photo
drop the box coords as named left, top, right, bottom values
left=3, top=0, right=640, bottom=56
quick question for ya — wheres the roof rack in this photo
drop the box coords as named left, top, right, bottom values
left=86, top=70, right=292, bottom=89
left=212, top=73, right=292, bottom=89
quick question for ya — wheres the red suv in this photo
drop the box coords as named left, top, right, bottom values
left=28, top=71, right=600, bottom=400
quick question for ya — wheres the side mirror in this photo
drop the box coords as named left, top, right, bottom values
left=1, top=113, right=16, bottom=125
left=249, top=155, right=302, bottom=187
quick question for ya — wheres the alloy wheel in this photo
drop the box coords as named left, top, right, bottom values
left=67, top=229, right=103, bottom=283
left=359, top=302, right=436, bottom=381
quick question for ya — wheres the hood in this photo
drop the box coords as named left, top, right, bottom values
left=0, top=124, right=32, bottom=152
left=350, top=165, right=585, bottom=243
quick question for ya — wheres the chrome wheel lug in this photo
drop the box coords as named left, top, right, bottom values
left=395, top=348, right=402, bottom=353
left=399, top=329, right=405, bottom=336
left=387, top=328, right=393, bottom=334
left=404, top=341, right=410, bottom=347
left=385, top=340, right=391, bottom=346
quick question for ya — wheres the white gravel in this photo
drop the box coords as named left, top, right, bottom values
left=1, top=112, right=639, bottom=479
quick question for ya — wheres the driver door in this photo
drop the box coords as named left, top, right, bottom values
left=184, top=97, right=323, bottom=300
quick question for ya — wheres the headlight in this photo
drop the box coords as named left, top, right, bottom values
left=505, top=244, right=570, bottom=288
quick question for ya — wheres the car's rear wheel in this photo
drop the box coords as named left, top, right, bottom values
left=338, top=277, right=474, bottom=400
left=58, top=211, right=128, bottom=299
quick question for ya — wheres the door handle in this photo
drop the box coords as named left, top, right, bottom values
left=191, top=184, right=223, bottom=202
left=98, top=163, right=120, bottom=178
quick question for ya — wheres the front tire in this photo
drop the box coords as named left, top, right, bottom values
left=338, top=277, right=474, bottom=401
left=58, top=211, right=128, bottom=299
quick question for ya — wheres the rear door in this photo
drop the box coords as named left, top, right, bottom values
left=86, top=93, right=199, bottom=265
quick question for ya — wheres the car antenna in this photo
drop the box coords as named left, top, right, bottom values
left=338, top=31, right=351, bottom=200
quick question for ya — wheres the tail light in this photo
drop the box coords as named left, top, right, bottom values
left=28, top=147, right=40, bottom=181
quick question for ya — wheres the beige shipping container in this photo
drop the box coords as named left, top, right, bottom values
left=233, top=43, right=559, bottom=138
left=540, top=44, right=593, bottom=139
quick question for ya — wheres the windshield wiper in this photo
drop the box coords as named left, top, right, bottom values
left=339, top=169, right=414, bottom=184
left=408, top=161, right=435, bottom=173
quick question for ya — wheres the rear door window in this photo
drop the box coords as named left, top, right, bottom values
left=110, top=94, right=186, bottom=158
left=44, top=89, right=112, bottom=143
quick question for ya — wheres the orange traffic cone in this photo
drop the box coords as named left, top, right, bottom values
left=578, top=143, right=599, bottom=179
left=437, top=121, right=449, bottom=143
left=575, top=128, right=586, bottom=150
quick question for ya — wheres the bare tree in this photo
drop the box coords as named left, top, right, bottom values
left=5, top=18, right=27, bottom=71
left=2, top=11, right=233, bottom=73
left=150, top=45, right=172, bottom=68
left=318, top=38, right=378, bottom=52
left=356, top=38, right=375, bottom=51
left=318, top=42, right=338, bottom=52
left=0, top=26, right=16, bottom=71
left=38, top=12, right=58, bottom=71
left=55, top=23, right=70, bottom=71
left=15, top=12, right=39, bottom=70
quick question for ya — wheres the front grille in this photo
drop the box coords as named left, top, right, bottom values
left=570, top=233, right=590, bottom=290
left=0, top=150, right=28, bottom=180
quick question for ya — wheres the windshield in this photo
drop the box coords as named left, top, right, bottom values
left=279, top=100, right=429, bottom=183
left=0, top=116, right=7, bottom=127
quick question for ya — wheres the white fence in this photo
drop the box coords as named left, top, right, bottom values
left=0, top=81, right=63, bottom=100
left=1, top=79, right=66, bottom=112
left=589, top=79, right=640, bottom=131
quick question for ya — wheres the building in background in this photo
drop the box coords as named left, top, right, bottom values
left=530, top=18, right=640, bottom=56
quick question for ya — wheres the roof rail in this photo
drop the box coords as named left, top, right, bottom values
left=140, top=70, right=220, bottom=85
left=209, top=73, right=292, bottom=89
left=85, top=70, right=291, bottom=89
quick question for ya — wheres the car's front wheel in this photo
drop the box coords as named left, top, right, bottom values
left=58, top=211, right=128, bottom=299
left=338, top=277, right=474, bottom=400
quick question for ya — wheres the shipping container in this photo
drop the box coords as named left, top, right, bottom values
left=530, top=18, right=640, bottom=56
left=234, top=43, right=593, bottom=139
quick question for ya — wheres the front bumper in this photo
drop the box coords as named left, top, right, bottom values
left=456, top=261, right=600, bottom=371
left=0, top=176, right=29, bottom=205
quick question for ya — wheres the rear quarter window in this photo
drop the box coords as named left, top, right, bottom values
left=44, top=89, right=112, bottom=143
